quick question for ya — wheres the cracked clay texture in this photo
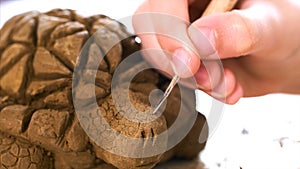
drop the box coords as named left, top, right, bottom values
left=0, top=9, right=207, bottom=169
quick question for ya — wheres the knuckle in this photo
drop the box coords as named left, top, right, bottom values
left=227, top=10, right=257, bottom=55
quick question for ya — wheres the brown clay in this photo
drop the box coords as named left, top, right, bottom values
left=0, top=9, right=207, bottom=169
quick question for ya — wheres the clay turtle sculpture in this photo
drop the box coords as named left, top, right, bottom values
left=0, top=9, right=208, bottom=169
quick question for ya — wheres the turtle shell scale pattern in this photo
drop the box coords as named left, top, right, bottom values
left=0, top=9, right=207, bottom=169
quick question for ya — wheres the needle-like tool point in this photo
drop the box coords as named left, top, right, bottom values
left=152, top=75, right=180, bottom=114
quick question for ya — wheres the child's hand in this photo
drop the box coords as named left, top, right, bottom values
left=134, top=0, right=300, bottom=104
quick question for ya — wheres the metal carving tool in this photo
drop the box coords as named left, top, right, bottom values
left=152, top=0, right=239, bottom=114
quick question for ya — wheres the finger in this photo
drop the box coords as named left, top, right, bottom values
left=226, top=83, right=243, bottom=104
left=195, top=65, right=241, bottom=103
left=136, top=34, right=175, bottom=76
left=133, top=2, right=175, bottom=76
left=133, top=0, right=201, bottom=78
left=195, top=60, right=224, bottom=92
left=188, top=1, right=280, bottom=59
left=151, top=0, right=201, bottom=77
left=212, top=68, right=242, bottom=104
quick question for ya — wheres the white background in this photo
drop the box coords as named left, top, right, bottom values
left=1, top=0, right=300, bottom=169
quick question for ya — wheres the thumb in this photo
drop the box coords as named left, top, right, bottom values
left=188, top=2, right=278, bottom=59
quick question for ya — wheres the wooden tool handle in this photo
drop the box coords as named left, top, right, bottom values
left=202, top=0, right=238, bottom=16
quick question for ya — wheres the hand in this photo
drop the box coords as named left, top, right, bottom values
left=133, top=0, right=300, bottom=104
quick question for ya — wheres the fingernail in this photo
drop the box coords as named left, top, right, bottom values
left=194, top=67, right=211, bottom=90
left=211, top=80, right=227, bottom=99
left=172, top=48, right=193, bottom=78
left=188, top=26, right=217, bottom=59
left=211, top=90, right=226, bottom=100
left=226, top=84, right=243, bottom=104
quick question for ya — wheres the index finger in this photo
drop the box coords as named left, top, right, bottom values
left=133, top=0, right=201, bottom=78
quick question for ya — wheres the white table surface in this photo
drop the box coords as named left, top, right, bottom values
left=1, top=1, right=300, bottom=169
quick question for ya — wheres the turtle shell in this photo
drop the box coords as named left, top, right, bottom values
left=0, top=9, right=207, bottom=169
